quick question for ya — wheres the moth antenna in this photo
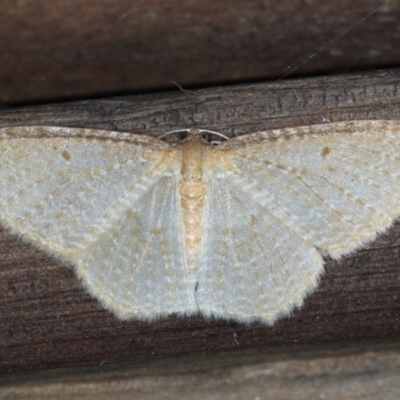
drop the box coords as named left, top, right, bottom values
left=157, top=129, right=190, bottom=140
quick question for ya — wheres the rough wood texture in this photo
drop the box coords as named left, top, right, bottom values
left=1, top=339, right=400, bottom=399
left=1, top=0, right=399, bottom=104
left=0, top=69, right=400, bottom=375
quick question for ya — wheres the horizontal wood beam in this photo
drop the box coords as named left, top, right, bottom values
left=1, top=0, right=399, bottom=104
left=1, top=338, right=400, bottom=399
left=0, top=69, right=400, bottom=373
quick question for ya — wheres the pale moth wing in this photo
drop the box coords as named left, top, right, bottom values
left=198, top=120, right=400, bottom=323
left=0, top=126, right=196, bottom=319
left=0, top=121, right=399, bottom=324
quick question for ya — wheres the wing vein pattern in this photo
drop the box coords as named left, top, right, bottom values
left=197, top=122, right=400, bottom=323
left=0, top=131, right=197, bottom=319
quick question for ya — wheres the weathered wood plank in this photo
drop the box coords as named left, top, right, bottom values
left=1, top=339, right=400, bottom=399
left=0, top=69, right=400, bottom=373
left=1, top=0, right=399, bottom=104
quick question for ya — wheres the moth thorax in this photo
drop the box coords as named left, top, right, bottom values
left=179, top=136, right=208, bottom=278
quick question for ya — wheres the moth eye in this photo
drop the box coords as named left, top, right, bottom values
left=179, top=131, right=188, bottom=141
left=200, top=130, right=229, bottom=145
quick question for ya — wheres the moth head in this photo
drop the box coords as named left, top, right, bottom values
left=158, top=128, right=229, bottom=146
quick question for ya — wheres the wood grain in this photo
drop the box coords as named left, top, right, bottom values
left=1, top=339, right=400, bottom=399
left=1, top=0, right=399, bottom=104
left=0, top=69, right=400, bottom=374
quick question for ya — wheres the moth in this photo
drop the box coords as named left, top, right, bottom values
left=0, top=120, right=399, bottom=324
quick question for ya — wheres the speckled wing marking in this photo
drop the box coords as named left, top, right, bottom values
left=197, top=120, right=400, bottom=324
left=0, top=126, right=196, bottom=319
left=197, top=166, right=323, bottom=324
left=76, top=173, right=197, bottom=319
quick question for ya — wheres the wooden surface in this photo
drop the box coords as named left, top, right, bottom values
left=1, top=0, right=400, bottom=104
left=0, top=69, right=400, bottom=375
left=1, top=339, right=400, bottom=399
